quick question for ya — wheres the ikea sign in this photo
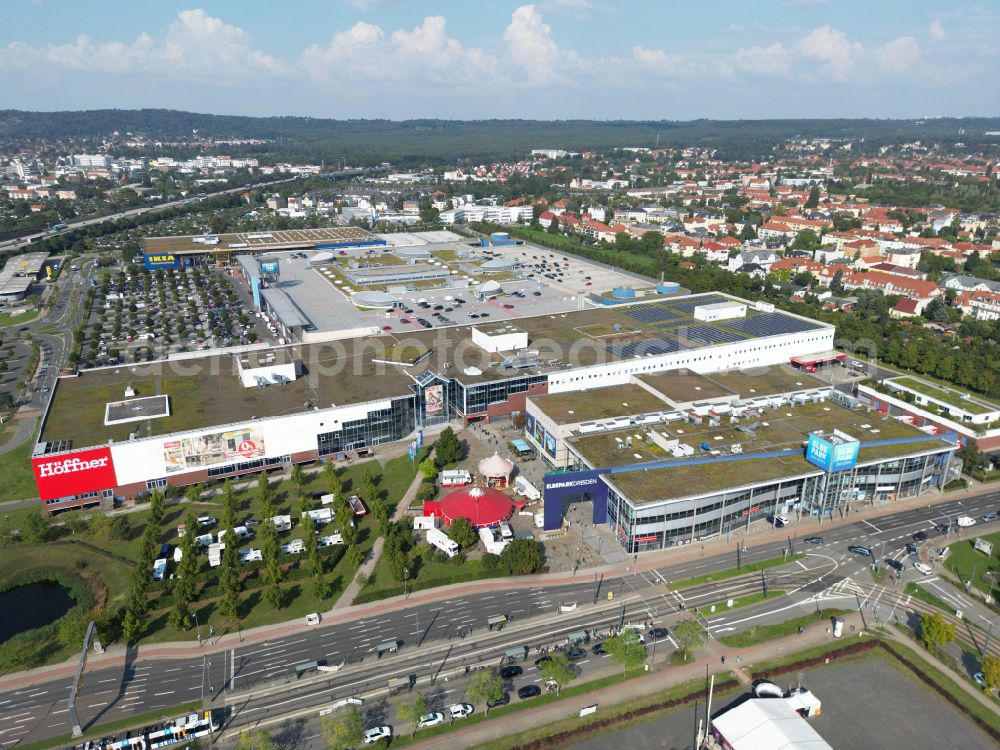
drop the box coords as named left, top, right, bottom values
left=144, top=253, right=179, bottom=270
left=806, top=433, right=860, bottom=473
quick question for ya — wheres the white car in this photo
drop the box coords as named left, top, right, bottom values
left=974, top=672, right=988, bottom=689
left=281, top=539, right=305, bottom=555
left=913, top=561, right=933, bottom=575
left=197, top=515, right=217, bottom=527
left=363, top=725, right=392, bottom=744
left=448, top=703, right=474, bottom=719
left=956, top=516, right=976, bottom=528
left=305, top=612, right=321, bottom=626
left=417, top=712, right=445, bottom=728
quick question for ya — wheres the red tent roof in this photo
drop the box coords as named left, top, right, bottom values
left=438, top=485, right=513, bottom=529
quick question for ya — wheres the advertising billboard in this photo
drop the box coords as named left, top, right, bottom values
left=425, top=384, right=444, bottom=415
left=164, top=427, right=266, bottom=474
left=143, top=253, right=180, bottom=270
left=544, top=432, right=557, bottom=457
left=806, top=433, right=860, bottom=472
left=525, top=413, right=536, bottom=440
left=33, top=447, right=117, bottom=501
left=534, top=420, right=545, bottom=446
left=259, top=261, right=279, bottom=274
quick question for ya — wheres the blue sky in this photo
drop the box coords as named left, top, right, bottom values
left=1, top=1, right=997, bottom=120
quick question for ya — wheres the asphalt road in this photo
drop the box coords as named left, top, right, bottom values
left=4, top=490, right=999, bottom=747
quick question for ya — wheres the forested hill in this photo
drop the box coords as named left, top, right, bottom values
left=2, top=109, right=1000, bottom=165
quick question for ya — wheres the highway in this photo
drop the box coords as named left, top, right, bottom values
left=2, top=489, right=998, bottom=748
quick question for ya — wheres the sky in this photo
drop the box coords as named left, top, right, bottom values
left=1, top=0, right=998, bottom=120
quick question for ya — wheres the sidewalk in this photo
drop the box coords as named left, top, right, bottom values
left=0, top=468, right=986, bottom=692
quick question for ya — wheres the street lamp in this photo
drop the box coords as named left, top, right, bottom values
left=194, top=610, right=202, bottom=646
left=403, top=567, right=409, bottom=597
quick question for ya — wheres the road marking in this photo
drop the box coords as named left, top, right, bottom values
left=154, top=691, right=175, bottom=697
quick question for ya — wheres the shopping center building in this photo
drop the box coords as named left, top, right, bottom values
left=32, top=292, right=852, bottom=516
left=527, top=367, right=960, bottom=553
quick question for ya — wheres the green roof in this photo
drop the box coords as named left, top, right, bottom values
left=890, top=376, right=1000, bottom=417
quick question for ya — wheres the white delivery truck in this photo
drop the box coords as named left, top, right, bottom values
left=514, top=476, right=541, bottom=501
left=441, top=469, right=472, bottom=487
left=427, top=527, right=460, bottom=558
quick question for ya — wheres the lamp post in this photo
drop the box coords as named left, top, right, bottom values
left=403, top=567, right=409, bottom=598
left=194, top=610, right=201, bottom=647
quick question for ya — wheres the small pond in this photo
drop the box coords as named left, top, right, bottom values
left=0, top=580, right=76, bottom=640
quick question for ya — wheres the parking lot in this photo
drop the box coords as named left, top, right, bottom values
left=79, top=266, right=273, bottom=368
left=243, top=238, right=656, bottom=338
left=566, top=653, right=997, bottom=750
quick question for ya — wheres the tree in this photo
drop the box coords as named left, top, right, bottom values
left=323, top=462, right=342, bottom=498
left=20, top=512, right=50, bottom=544
left=303, top=511, right=329, bottom=599
left=467, top=669, right=504, bottom=715
left=792, top=271, right=816, bottom=288
left=418, top=457, right=438, bottom=481
left=371, top=497, right=389, bottom=536
left=498, top=538, right=544, bottom=575
left=435, top=427, right=463, bottom=466
left=547, top=215, right=560, bottom=234
left=236, top=730, right=275, bottom=750
left=981, top=655, right=1000, bottom=692
left=218, top=486, right=241, bottom=618
left=397, top=692, right=427, bottom=737
left=604, top=628, right=647, bottom=675
left=805, top=185, right=820, bottom=209
left=672, top=619, right=707, bottom=661
left=923, top=298, right=952, bottom=324
left=920, top=611, right=955, bottom=648
left=640, top=231, right=664, bottom=254
left=539, top=650, right=577, bottom=694
left=830, top=268, right=845, bottom=294
left=739, top=221, right=757, bottom=241
left=171, top=512, right=199, bottom=630
left=56, top=609, right=90, bottom=650
left=122, top=606, right=144, bottom=644
left=290, top=464, right=305, bottom=490
left=320, top=706, right=365, bottom=750
left=448, top=516, right=477, bottom=549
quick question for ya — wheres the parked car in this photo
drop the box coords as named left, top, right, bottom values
left=448, top=703, right=474, bottom=719
left=487, top=692, right=510, bottom=708
left=591, top=642, right=606, bottom=656
left=500, top=665, right=523, bottom=679
left=517, top=685, right=541, bottom=700
left=417, top=712, right=444, bottom=728
left=197, top=515, right=217, bottom=527
left=363, top=726, right=392, bottom=744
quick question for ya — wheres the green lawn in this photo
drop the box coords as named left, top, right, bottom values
left=891, top=376, right=999, bottom=416
left=904, top=581, right=953, bottom=613
left=942, top=531, right=1000, bottom=601
left=0, top=434, right=38, bottom=502
left=0, top=309, right=39, bottom=328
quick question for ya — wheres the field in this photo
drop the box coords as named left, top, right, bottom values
left=0, top=308, right=38, bottom=328
left=0, top=434, right=38, bottom=502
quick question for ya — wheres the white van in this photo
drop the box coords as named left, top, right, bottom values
left=499, top=521, right=513, bottom=541
left=832, top=617, right=844, bottom=638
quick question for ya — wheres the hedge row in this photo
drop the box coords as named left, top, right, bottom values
left=509, top=678, right=740, bottom=750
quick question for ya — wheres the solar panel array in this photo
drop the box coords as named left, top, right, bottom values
left=725, top=312, right=823, bottom=337
left=622, top=305, right=684, bottom=323
left=674, top=324, right=746, bottom=346
left=664, top=295, right=730, bottom=314
left=605, top=338, right=688, bottom=358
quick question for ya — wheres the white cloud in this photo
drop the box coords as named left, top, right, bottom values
left=503, top=4, right=566, bottom=86
left=539, top=0, right=611, bottom=18
left=735, top=42, right=790, bottom=76
left=0, top=9, right=283, bottom=80
left=632, top=46, right=688, bottom=76
left=303, top=16, right=495, bottom=85
left=928, top=18, right=946, bottom=41
left=796, top=25, right=862, bottom=81
left=875, top=36, right=919, bottom=73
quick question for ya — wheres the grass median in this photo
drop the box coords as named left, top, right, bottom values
left=717, top=607, right=850, bottom=648
left=672, top=553, right=804, bottom=590
left=695, top=589, right=785, bottom=618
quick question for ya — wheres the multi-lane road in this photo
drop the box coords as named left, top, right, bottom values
left=2, top=489, right=998, bottom=748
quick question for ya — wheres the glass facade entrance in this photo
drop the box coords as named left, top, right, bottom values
left=317, top=398, right=415, bottom=456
